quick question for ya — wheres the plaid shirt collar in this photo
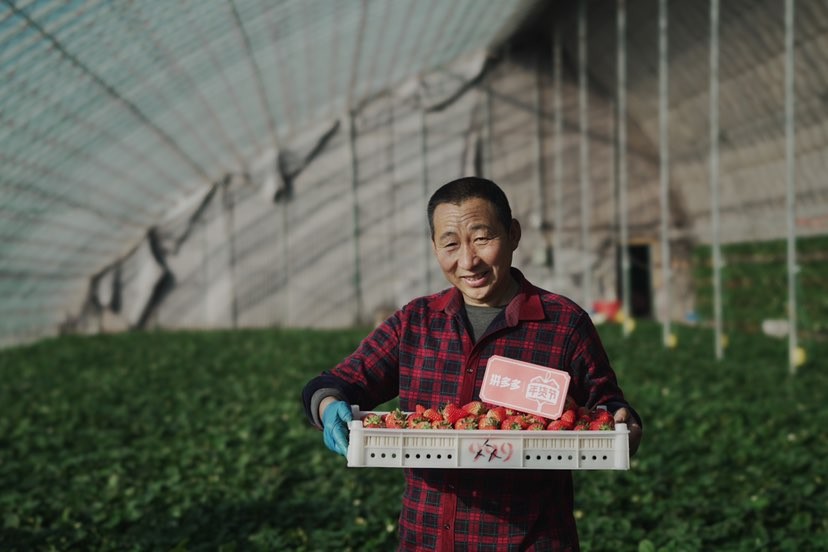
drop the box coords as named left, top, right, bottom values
left=427, top=267, right=546, bottom=325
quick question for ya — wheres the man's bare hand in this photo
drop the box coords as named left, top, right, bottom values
left=613, top=407, right=642, bottom=456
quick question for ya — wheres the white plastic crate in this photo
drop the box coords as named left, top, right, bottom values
left=346, top=410, right=629, bottom=470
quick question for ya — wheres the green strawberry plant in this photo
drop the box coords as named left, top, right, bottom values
left=1, top=320, right=826, bottom=551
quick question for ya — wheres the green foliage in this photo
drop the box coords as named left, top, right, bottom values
left=693, top=235, right=828, bottom=336
left=577, top=321, right=828, bottom=552
left=0, top=329, right=402, bottom=551
left=2, top=323, right=827, bottom=550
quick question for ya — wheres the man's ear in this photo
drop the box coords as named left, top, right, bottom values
left=509, top=219, right=521, bottom=250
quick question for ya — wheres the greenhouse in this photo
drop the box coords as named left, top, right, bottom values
left=1, top=0, right=827, bottom=550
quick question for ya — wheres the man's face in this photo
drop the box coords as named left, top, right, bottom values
left=431, top=197, right=520, bottom=307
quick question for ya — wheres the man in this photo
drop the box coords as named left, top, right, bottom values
left=302, top=176, right=642, bottom=551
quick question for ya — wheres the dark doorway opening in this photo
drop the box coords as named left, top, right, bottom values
left=618, top=244, right=652, bottom=318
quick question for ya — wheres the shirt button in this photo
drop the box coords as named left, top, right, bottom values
left=444, top=523, right=451, bottom=530
left=466, top=368, right=473, bottom=373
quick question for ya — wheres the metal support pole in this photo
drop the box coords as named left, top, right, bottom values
left=659, top=0, right=672, bottom=347
left=420, top=104, right=432, bottom=293
left=785, top=0, right=799, bottom=374
left=553, top=23, right=564, bottom=283
left=618, top=0, right=631, bottom=335
left=348, top=111, right=364, bottom=323
left=709, top=0, right=724, bottom=360
left=280, top=191, right=291, bottom=325
left=222, top=176, right=239, bottom=328
left=485, top=83, right=494, bottom=178
left=532, top=58, right=546, bottom=230
left=578, top=0, right=592, bottom=310
left=346, top=0, right=367, bottom=324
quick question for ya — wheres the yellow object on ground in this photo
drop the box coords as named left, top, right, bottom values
left=792, top=346, right=807, bottom=367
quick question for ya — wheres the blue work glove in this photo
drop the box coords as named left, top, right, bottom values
left=322, top=400, right=352, bottom=456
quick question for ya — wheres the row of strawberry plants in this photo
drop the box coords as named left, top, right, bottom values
left=1, top=321, right=827, bottom=550
left=578, top=321, right=828, bottom=551
left=692, top=234, right=828, bottom=335
left=0, top=328, right=404, bottom=551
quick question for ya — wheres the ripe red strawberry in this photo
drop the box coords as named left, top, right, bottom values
left=526, top=422, right=545, bottom=431
left=512, top=415, right=530, bottom=429
left=589, top=420, right=614, bottom=431
left=411, top=419, right=433, bottom=429
left=478, top=416, right=500, bottom=430
left=501, top=417, right=525, bottom=430
left=547, top=419, right=572, bottom=431
left=362, top=413, right=384, bottom=428
left=592, top=409, right=614, bottom=424
left=421, top=408, right=443, bottom=423
left=432, top=420, right=453, bottom=429
left=407, top=413, right=429, bottom=429
left=454, top=416, right=478, bottom=430
left=486, top=406, right=508, bottom=423
left=559, top=409, right=577, bottom=426
left=442, top=403, right=468, bottom=425
left=462, top=401, right=487, bottom=416
left=524, top=413, right=549, bottom=426
left=384, top=409, right=406, bottom=429
left=574, top=420, right=591, bottom=431
left=414, top=404, right=426, bottom=415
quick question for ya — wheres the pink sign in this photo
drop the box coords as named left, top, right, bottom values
left=479, top=355, right=571, bottom=420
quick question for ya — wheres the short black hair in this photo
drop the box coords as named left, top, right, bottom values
left=427, top=176, right=513, bottom=240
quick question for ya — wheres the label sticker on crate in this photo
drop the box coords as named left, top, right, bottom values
left=459, top=436, right=522, bottom=468
left=480, top=355, right=571, bottom=420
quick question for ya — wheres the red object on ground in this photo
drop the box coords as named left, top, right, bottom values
left=593, top=300, right=621, bottom=320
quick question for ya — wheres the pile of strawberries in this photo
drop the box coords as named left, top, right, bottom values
left=361, top=397, right=615, bottom=431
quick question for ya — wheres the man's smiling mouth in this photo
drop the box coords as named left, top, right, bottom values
left=461, top=271, right=489, bottom=286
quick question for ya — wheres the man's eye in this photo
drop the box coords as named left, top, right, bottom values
left=474, top=237, right=492, bottom=244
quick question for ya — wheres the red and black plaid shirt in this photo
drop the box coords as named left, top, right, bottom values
left=304, top=269, right=634, bottom=551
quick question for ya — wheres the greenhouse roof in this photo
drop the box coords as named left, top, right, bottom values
left=0, top=0, right=535, bottom=340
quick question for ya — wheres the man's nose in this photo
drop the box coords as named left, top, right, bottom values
left=458, top=244, right=477, bottom=269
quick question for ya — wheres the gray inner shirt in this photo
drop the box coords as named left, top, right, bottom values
left=464, top=304, right=505, bottom=343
